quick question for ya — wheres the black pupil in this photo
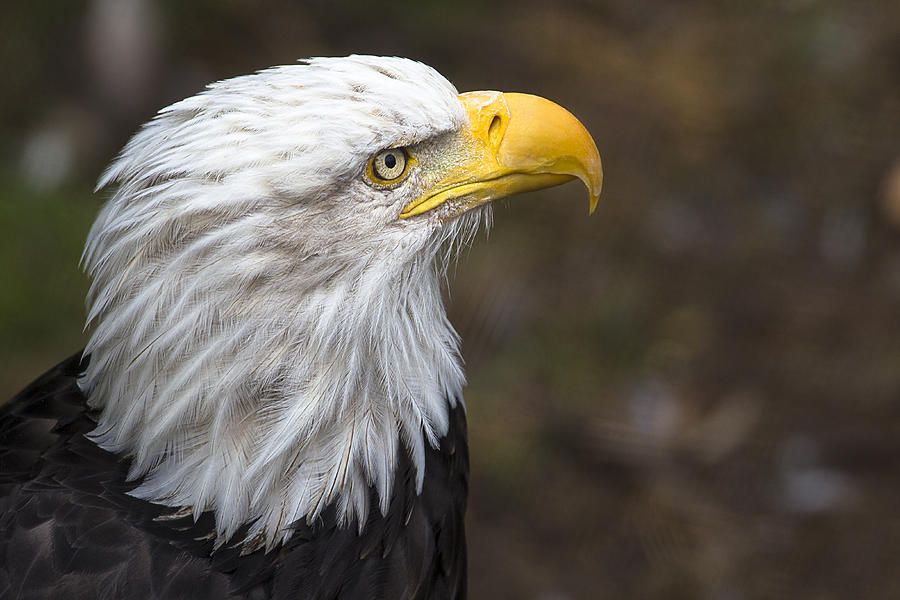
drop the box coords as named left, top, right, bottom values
left=383, top=153, right=397, bottom=169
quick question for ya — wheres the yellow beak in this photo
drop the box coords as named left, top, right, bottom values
left=399, top=91, right=602, bottom=219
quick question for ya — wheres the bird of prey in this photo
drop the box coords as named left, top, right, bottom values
left=0, top=56, right=601, bottom=599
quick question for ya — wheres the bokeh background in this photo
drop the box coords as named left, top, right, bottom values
left=3, top=1, right=900, bottom=598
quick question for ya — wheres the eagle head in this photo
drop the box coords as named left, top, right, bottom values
left=79, top=56, right=601, bottom=550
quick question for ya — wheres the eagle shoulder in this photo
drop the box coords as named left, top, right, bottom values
left=1, top=354, right=468, bottom=600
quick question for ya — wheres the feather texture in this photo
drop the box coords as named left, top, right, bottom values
left=0, top=353, right=468, bottom=599
left=76, top=56, right=486, bottom=550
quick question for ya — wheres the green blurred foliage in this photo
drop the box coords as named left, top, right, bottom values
left=3, top=1, right=900, bottom=598
left=0, top=176, right=97, bottom=394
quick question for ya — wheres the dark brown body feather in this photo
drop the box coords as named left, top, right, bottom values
left=0, top=353, right=469, bottom=599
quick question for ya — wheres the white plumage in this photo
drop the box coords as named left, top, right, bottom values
left=80, top=56, right=487, bottom=551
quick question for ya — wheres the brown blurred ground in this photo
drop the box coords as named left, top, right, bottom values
left=3, top=1, right=900, bottom=598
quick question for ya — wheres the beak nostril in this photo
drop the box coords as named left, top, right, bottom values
left=487, top=114, right=503, bottom=147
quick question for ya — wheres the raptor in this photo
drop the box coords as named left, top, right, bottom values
left=0, top=56, right=601, bottom=599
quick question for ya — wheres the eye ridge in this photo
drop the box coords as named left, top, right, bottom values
left=369, top=147, right=409, bottom=183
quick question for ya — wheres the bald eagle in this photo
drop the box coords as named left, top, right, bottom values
left=0, top=56, right=601, bottom=599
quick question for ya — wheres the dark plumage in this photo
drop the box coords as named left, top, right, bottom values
left=0, top=56, right=600, bottom=599
left=0, top=354, right=468, bottom=599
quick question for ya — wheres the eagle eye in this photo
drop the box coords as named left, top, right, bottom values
left=368, top=148, right=410, bottom=183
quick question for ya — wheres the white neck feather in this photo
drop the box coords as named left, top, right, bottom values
left=77, top=56, right=485, bottom=551
left=82, top=225, right=473, bottom=550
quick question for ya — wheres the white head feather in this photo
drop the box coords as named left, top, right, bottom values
left=80, top=56, right=489, bottom=551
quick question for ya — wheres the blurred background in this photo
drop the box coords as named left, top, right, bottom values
left=3, top=0, right=900, bottom=597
